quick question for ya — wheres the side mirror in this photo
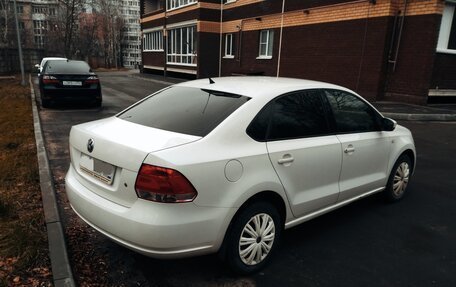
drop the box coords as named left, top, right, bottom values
left=34, top=64, right=40, bottom=68
left=382, top=117, right=397, bottom=131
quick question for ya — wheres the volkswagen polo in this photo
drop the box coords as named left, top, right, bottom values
left=65, top=77, right=415, bottom=274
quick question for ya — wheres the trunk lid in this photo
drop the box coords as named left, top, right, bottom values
left=69, top=117, right=201, bottom=207
left=47, top=73, right=95, bottom=88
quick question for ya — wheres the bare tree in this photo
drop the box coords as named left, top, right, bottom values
left=0, top=0, right=10, bottom=47
left=96, top=0, right=124, bottom=68
left=56, top=0, right=85, bottom=57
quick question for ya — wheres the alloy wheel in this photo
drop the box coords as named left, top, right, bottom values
left=238, top=213, right=275, bottom=265
left=393, top=162, right=410, bottom=197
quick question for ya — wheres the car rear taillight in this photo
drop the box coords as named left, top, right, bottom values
left=86, top=76, right=99, bottom=84
left=42, top=75, right=59, bottom=84
left=135, top=164, right=197, bottom=203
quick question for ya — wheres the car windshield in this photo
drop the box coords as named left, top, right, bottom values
left=118, top=86, right=250, bottom=137
left=44, top=60, right=91, bottom=74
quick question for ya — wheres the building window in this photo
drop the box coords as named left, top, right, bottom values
left=225, top=33, right=234, bottom=58
left=49, top=8, right=56, bottom=16
left=167, top=0, right=197, bottom=11
left=167, top=25, right=197, bottom=65
left=33, top=6, right=47, bottom=14
left=258, top=29, right=274, bottom=58
left=16, top=5, right=23, bottom=14
left=437, top=4, right=456, bottom=54
left=33, top=20, right=47, bottom=48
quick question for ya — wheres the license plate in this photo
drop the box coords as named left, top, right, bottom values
left=62, top=81, right=82, bottom=86
left=79, top=154, right=116, bottom=185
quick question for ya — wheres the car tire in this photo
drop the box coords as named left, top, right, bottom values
left=94, top=99, right=102, bottom=108
left=41, top=98, right=51, bottom=108
left=384, top=154, right=412, bottom=202
left=224, top=201, right=282, bottom=274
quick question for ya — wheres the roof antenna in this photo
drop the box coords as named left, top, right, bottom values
left=209, top=77, right=215, bottom=84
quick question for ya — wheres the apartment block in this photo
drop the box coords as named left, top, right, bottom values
left=139, top=0, right=456, bottom=103
left=0, top=0, right=61, bottom=72
left=121, top=0, right=142, bottom=68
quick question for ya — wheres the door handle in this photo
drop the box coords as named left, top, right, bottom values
left=344, top=145, right=355, bottom=154
left=278, top=156, right=294, bottom=164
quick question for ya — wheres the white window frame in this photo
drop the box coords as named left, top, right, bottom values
left=224, top=33, right=234, bottom=58
left=143, top=30, right=164, bottom=52
left=224, top=0, right=237, bottom=4
left=257, top=29, right=274, bottom=59
left=167, top=25, right=197, bottom=66
left=437, top=3, right=456, bottom=55
left=166, top=0, right=197, bottom=12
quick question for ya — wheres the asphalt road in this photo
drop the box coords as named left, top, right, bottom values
left=35, top=72, right=456, bottom=286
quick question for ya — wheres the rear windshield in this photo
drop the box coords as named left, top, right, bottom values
left=117, top=86, right=250, bottom=137
left=44, top=60, right=91, bottom=74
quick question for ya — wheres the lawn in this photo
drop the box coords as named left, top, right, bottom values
left=0, top=77, right=52, bottom=286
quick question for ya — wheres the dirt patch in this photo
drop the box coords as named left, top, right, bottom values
left=0, top=78, right=52, bottom=286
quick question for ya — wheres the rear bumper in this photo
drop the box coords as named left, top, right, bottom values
left=42, top=86, right=101, bottom=100
left=65, top=165, right=236, bottom=258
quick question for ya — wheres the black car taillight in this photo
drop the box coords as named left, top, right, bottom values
left=42, top=75, right=59, bottom=84
left=135, top=164, right=197, bottom=203
left=86, top=76, right=99, bottom=84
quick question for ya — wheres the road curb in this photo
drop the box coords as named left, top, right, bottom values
left=29, top=75, right=76, bottom=287
left=382, top=112, right=456, bottom=121
left=128, top=73, right=182, bottom=85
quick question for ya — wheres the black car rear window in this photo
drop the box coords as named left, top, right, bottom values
left=117, top=86, right=250, bottom=137
left=44, top=60, right=91, bottom=74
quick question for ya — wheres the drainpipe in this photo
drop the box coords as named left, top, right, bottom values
left=238, top=19, right=244, bottom=68
left=355, top=0, right=372, bottom=91
left=218, top=0, right=223, bottom=77
left=391, top=0, right=408, bottom=72
left=164, top=6, right=167, bottom=78
left=276, top=0, right=286, bottom=77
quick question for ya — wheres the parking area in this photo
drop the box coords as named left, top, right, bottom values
left=34, top=72, right=456, bottom=286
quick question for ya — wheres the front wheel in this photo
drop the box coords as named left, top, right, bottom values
left=224, top=202, right=282, bottom=274
left=384, top=154, right=412, bottom=202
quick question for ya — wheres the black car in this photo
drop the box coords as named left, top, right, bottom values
left=39, top=60, right=102, bottom=107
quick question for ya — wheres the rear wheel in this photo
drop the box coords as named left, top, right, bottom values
left=93, top=99, right=102, bottom=108
left=40, top=88, right=50, bottom=108
left=41, top=98, right=51, bottom=108
left=224, top=202, right=282, bottom=274
left=384, top=154, right=412, bottom=202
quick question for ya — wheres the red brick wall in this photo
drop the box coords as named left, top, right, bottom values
left=384, top=14, right=441, bottom=104
left=431, top=53, right=456, bottom=90
left=142, top=51, right=165, bottom=67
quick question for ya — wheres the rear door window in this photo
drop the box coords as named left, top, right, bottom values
left=323, top=89, right=381, bottom=133
left=247, top=89, right=331, bottom=141
left=268, top=90, right=331, bottom=140
left=118, top=86, right=250, bottom=137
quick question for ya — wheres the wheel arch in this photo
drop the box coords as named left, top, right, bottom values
left=401, top=149, right=416, bottom=174
left=217, top=190, right=288, bottom=258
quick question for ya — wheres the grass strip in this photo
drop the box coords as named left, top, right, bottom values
left=0, top=77, right=52, bottom=286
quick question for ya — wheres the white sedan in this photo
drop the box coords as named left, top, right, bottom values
left=65, top=77, right=415, bottom=273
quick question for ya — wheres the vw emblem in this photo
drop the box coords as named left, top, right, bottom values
left=87, top=138, right=94, bottom=153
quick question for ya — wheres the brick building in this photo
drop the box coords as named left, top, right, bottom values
left=139, top=0, right=456, bottom=104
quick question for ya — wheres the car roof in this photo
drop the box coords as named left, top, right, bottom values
left=41, top=57, right=66, bottom=63
left=46, top=59, right=85, bottom=64
left=43, top=57, right=67, bottom=61
left=176, top=76, right=354, bottom=100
